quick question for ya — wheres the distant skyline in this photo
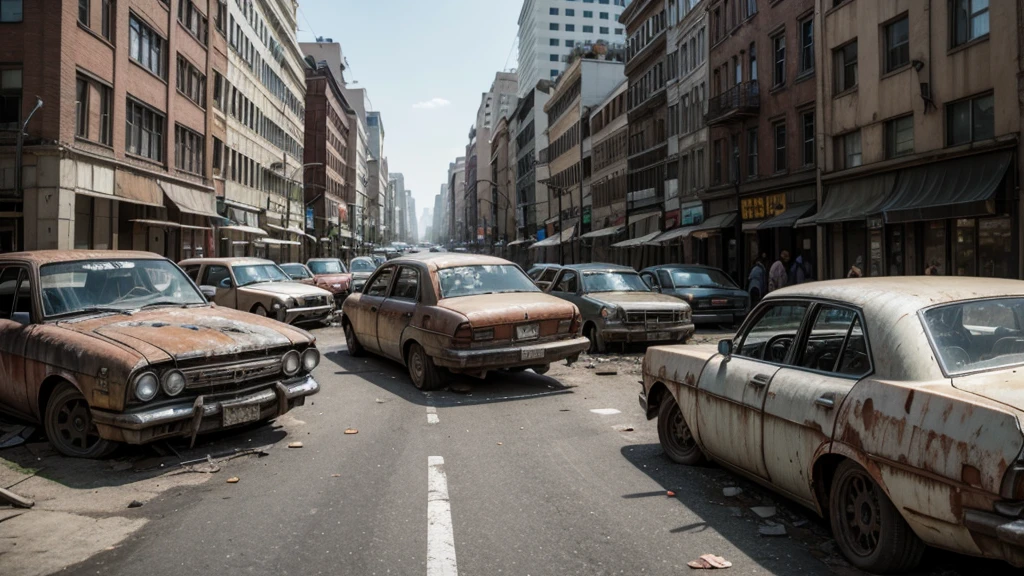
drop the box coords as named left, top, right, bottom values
left=297, top=0, right=523, bottom=223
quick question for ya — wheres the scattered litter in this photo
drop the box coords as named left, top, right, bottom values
left=331, top=474, right=341, bottom=477
left=596, top=370, right=618, bottom=376
left=590, top=408, right=621, bottom=415
left=344, top=429, right=359, bottom=435
left=375, top=398, right=386, bottom=404
left=621, top=426, right=635, bottom=432
left=559, top=409, right=570, bottom=412
left=722, top=487, right=743, bottom=497
left=585, top=363, right=596, bottom=369
left=0, top=486, right=34, bottom=508
left=759, top=523, right=787, bottom=537
left=687, top=554, right=732, bottom=569
left=792, top=519, right=809, bottom=528
left=497, top=442, right=503, bottom=446
left=0, top=424, right=35, bottom=448
left=666, top=490, right=676, bottom=497
left=750, top=506, right=776, bottom=519
left=226, top=477, right=240, bottom=484
left=127, top=500, right=145, bottom=509
left=288, top=442, right=304, bottom=448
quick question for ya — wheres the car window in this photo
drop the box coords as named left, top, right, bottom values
left=392, top=267, right=420, bottom=301
left=553, top=271, right=578, bottom=293
left=203, top=265, right=231, bottom=288
left=540, top=268, right=559, bottom=282
left=14, top=273, right=31, bottom=316
left=366, top=267, right=395, bottom=297
left=657, top=270, right=673, bottom=288
left=737, top=303, right=810, bottom=363
left=528, top=267, right=543, bottom=280
left=640, top=272, right=658, bottom=288
left=924, top=298, right=1024, bottom=375
left=798, top=306, right=858, bottom=372
left=183, top=266, right=200, bottom=282
left=0, top=267, right=20, bottom=319
left=836, top=317, right=871, bottom=377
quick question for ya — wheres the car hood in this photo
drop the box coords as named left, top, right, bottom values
left=314, top=273, right=351, bottom=284
left=665, top=287, right=747, bottom=299
left=242, top=282, right=333, bottom=298
left=351, top=272, right=373, bottom=281
left=587, top=292, right=690, bottom=309
left=437, top=292, right=577, bottom=325
left=56, top=307, right=312, bottom=364
left=953, top=368, right=1024, bottom=414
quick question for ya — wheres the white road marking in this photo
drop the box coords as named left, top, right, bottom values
left=427, top=406, right=439, bottom=424
left=427, top=456, right=458, bottom=576
left=590, top=408, right=621, bottom=415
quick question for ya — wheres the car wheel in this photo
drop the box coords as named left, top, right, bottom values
left=44, top=383, right=117, bottom=459
left=344, top=322, right=364, bottom=357
left=586, top=324, right=606, bottom=354
left=829, top=460, right=925, bottom=573
left=407, top=343, right=441, bottom=391
left=251, top=304, right=268, bottom=317
left=657, top=394, right=704, bottom=465
left=531, top=364, right=550, bottom=375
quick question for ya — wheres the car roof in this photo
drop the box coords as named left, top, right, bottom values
left=561, top=263, right=636, bottom=273
left=767, top=277, right=1024, bottom=311
left=179, top=257, right=274, bottom=267
left=389, top=252, right=512, bottom=270
left=0, top=250, right=165, bottom=265
left=644, top=263, right=723, bottom=272
left=306, top=258, right=341, bottom=262
left=280, top=262, right=307, bottom=267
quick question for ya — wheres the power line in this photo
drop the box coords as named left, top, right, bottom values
left=297, top=4, right=318, bottom=41
left=503, top=31, right=519, bottom=72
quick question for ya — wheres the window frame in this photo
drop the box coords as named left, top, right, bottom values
left=0, top=0, right=24, bottom=23
left=791, top=302, right=874, bottom=379
left=885, top=114, right=914, bottom=159
left=552, top=270, right=579, bottom=294
left=390, top=266, right=421, bottom=302
left=945, top=92, right=994, bottom=146
left=733, top=299, right=813, bottom=367
left=801, top=110, right=815, bottom=167
left=75, top=78, right=89, bottom=139
left=772, top=120, right=787, bottom=173
left=951, top=0, right=990, bottom=48
left=78, top=0, right=90, bottom=27
left=798, top=16, right=814, bottom=75
left=883, top=14, right=910, bottom=73
left=771, top=31, right=786, bottom=87
left=833, top=39, right=858, bottom=94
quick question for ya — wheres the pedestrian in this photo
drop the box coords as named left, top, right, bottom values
left=747, top=256, right=767, bottom=304
left=924, top=260, right=940, bottom=275
left=847, top=256, right=864, bottom=278
left=768, top=250, right=790, bottom=292
left=789, top=253, right=813, bottom=284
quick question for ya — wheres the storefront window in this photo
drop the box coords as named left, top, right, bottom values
left=979, top=217, right=1012, bottom=278
left=869, top=228, right=883, bottom=277
left=829, top=224, right=843, bottom=279
left=887, top=226, right=904, bottom=276
left=923, top=221, right=947, bottom=275
left=844, top=221, right=866, bottom=277
left=904, top=226, right=917, bottom=275
left=955, top=218, right=977, bottom=276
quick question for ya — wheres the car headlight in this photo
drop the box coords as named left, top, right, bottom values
left=162, top=370, right=186, bottom=396
left=302, top=348, right=320, bottom=372
left=133, top=372, right=159, bottom=402
left=600, top=306, right=612, bottom=318
left=282, top=350, right=301, bottom=376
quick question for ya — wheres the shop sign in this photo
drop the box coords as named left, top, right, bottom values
left=682, top=205, right=704, bottom=226
left=536, top=228, right=547, bottom=241
left=338, top=201, right=348, bottom=224
left=740, top=193, right=786, bottom=221
left=868, top=216, right=884, bottom=229
left=305, top=207, right=315, bottom=231
left=664, top=209, right=681, bottom=229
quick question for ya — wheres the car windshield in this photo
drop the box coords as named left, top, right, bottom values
left=309, top=260, right=346, bottom=274
left=40, top=259, right=205, bottom=318
left=438, top=265, right=540, bottom=298
left=583, top=271, right=651, bottom=293
left=670, top=268, right=738, bottom=289
left=350, top=259, right=377, bottom=273
left=280, top=264, right=311, bottom=279
left=232, top=264, right=290, bottom=286
left=924, top=298, right=1024, bottom=375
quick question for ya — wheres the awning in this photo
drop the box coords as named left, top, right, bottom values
left=881, top=151, right=1012, bottom=223
left=797, top=173, right=895, bottom=227
left=612, top=231, right=662, bottom=248
left=628, top=211, right=661, bottom=225
left=266, top=223, right=307, bottom=236
left=261, top=238, right=301, bottom=246
left=580, top=226, right=625, bottom=239
left=507, top=239, right=533, bottom=246
left=758, top=202, right=816, bottom=230
left=160, top=183, right=219, bottom=217
left=304, top=233, right=317, bottom=242
left=220, top=225, right=269, bottom=236
left=690, top=213, right=737, bottom=238
left=530, top=226, right=576, bottom=249
left=114, top=170, right=165, bottom=207
left=741, top=221, right=761, bottom=232
left=131, top=219, right=179, bottom=228
left=648, top=225, right=699, bottom=244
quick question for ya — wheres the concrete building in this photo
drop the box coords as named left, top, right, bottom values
left=809, top=0, right=1022, bottom=280
left=465, top=71, right=517, bottom=248
left=0, top=0, right=227, bottom=257
left=405, top=190, right=417, bottom=243
left=489, top=115, right=516, bottom=249
left=341, top=86, right=369, bottom=251
left=446, top=158, right=465, bottom=244
left=221, top=0, right=307, bottom=262
left=390, top=172, right=405, bottom=243
left=366, top=111, right=387, bottom=248
left=433, top=184, right=446, bottom=244
left=512, top=81, right=553, bottom=244
left=516, top=0, right=630, bottom=99
left=585, top=81, right=629, bottom=262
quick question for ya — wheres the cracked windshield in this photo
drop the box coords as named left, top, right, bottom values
left=3, top=0, right=1024, bottom=575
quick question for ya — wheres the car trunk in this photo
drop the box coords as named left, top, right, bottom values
left=953, top=367, right=1024, bottom=413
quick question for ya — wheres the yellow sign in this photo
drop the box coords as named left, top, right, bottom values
left=740, top=193, right=787, bottom=221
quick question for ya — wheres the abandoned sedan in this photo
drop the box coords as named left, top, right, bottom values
left=545, top=264, right=694, bottom=353
left=348, top=256, right=378, bottom=294
left=341, top=253, right=589, bottom=389
left=640, top=278, right=1024, bottom=572
left=0, top=251, right=320, bottom=458
left=306, top=258, right=353, bottom=306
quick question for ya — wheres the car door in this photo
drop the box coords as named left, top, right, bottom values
left=355, top=265, right=396, bottom=353
left=640, top=271, right=661, bottom=292
left=376, top=266, right=420, bottom=361
left=550, top=269, right=580, bottom=303
left=696, top=301, right=811, bottom=479
left=201, top=265, right=236, bottom=308
left=0, top=266, right=34, bottom=417
left=762, top=304, right=868, bottom=504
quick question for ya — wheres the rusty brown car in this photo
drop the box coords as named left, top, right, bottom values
left=340, top=253, right=589, bottom=389
left=0, top=251, right=320, bottom=458
left=306, top=258, right=353, bottom=306
left=640, top=278, right=1024, bottom=572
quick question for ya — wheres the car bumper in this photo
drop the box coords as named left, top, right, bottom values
left=90, top=375, right=320, bottom=444
left=601, top=323, right=695, bottom=344
left=964, top=509, right=1024, bottom=567
left=434, top=336, right=590, bottom=370
left=285, top=305, right=334, bottom=324
left=691, top=310, right=746, bottom=324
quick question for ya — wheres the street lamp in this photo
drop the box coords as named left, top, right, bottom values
left=16, top=97, right=43, bottom=200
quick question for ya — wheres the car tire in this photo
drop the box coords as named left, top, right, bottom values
left=251, top=304, right=268, bottom=317
left=344, top=322, right=365, bottom=357
left=531, top=364, right=550, bottom=375
left=657, top=394, right=704, bottom=465
left=829, top=460, right=925, bottom=573
left=586, top=324, right=606, bottom=354
left=44, top=383, right=118, bottom=459
left=407, top=343, right=441, bottom=391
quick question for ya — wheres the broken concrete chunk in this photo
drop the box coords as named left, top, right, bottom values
left=287, top=441, right=304, bottom=448
left=758, top=523, right=787, bottom=537
left=750, top=506, right=776, bottom=519
left=722, top=487, right=743, bottom=497
left=127, top=500, right=144, bottom=509
left=344, top=429, right=358, bottom=435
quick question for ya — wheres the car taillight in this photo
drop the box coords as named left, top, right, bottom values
left=453, top=322, right=473, bottom=348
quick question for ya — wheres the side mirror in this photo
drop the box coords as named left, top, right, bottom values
left=718, top=339, right=734, bottom=356
left=200, top=285, right=217, bottom=299
left=12, top=311, right=30, bottom=326
left=218, top=277, right=233, bottom=289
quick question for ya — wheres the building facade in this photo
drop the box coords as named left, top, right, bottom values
left=365, top=110, right=386, bottom=248
left=489, top=115, right=516, bottom=248
left=446, top=159, right=465, bottom=245
left=512, top=81, right=553, bottom=243
left=465, top=71, right=517, bottom=248
left=586, top=80, right=629, bottom=262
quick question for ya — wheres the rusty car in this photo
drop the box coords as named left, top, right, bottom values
left=639, top=264, right=749, bottom=326
left=306, top=258, right=353, bottom=306
left=340, top=253, right=589, bottom=389
left=639, top=277, right=1024, bottom=572
left=280, top=263, right=316, bottom=286
left=544, top=263, right=694, bottom=353
left=180, top=257, right=334, bottom=325
left=348, top=256, right=378, bottom=294
left=0, top=251, right=320, bottom=458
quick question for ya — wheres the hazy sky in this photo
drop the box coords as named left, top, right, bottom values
left=296, top=0, right=523, bottom=228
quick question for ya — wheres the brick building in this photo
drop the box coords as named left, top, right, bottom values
left=584, top=80, right=628, bottom=262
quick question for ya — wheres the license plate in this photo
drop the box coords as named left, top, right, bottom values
left=521, top=348, right=545, bottom=361
left=649, top=331, right=670, bottom=341
left=222, top=403, right=260, bottom=427
left=712, top=299, right=728, bottom=307
left=516, top=323, right=539, bottom=340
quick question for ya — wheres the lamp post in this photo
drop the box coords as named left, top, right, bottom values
left=15, top=97, right=43, bottom=206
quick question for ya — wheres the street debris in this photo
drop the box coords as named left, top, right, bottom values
left=0, top=486, right=35, bottom=508
left=722, top=487, right=743, bottom=497
left=666, top=490, right=676, bottom=497
left=750, top=506, right=776, bottom=519
left=590, top=408, right=621, bottom=415
left=792, top=519, right=809, bottom=527
left=687, top=554, right=732, bottom=569
left=0, top=424, right=35, bottom=448
left=344, top=429, right=359, bottom=435
left=585, top=363, right=596, bottom=369
left=758, top=522, right=787, bottom=537
left=375, top=398, right=386, bottom=403
left=596, top=370, right=618, bottom=376
left=331, top=474, right=341, bottom=477
left=127, top=500, right=145, bottom=509
left=226, top=477, right=240, bottom=484
left=288, top=442, right=304, bottom=448
left=497, top=442, right=503, bottom=446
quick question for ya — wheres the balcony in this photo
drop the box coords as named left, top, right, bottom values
left=706, top=81, right=760, bottom=126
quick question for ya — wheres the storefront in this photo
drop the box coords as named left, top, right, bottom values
left=218, top=201, right=267, bottom=258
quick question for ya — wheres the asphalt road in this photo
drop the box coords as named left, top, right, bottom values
left=56, top=326, right=1019, bottom=576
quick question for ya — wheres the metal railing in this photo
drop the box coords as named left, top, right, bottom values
left=706, top=80, right=760, bottom=125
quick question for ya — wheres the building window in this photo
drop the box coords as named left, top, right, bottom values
left=885, top=115, right=914, bottom=158
left=600, top=26, right=609, bottom=34
left=834, top=40, right=858, bottom=93
left=129, top=13, right=165, bottom=78
left=713, top=138, right=723, bottom=184
left=101, top=0, right=113, bottom=40
left=772, top=32, right=785, bottom=87
left=551, top=69, right=559, bottom=76
left=78, top=0, right=89, bottom=26
left=550, top=7, right=559, bottom=14
left=125, top=98, right=165, bottom=162
left=550, top=23, right=558, bottom=30
left=175, top=124, right=205, bottom=176
left=835, top=130, right=862, bottom=169
left=798, top=17, right=813, bottom=75
left=583, top=10, right=593, bottom=17
left=215, top=1, right=227, bottom=36
left=600, top=12, right=609, bottom=19
left=801, top=111, right=814, bottom=166
left=99, top=83, right=112, bottom=145
left=946, top=92, right=994, bottom=145
left=952, top=0, right=989, bottom=47
left=746, top=127, right=758, bottom=179
left=550, top=38, right=559, bottom=46
left=743, top=0, right=757, bottom=18
left=729, top=134, right=739, bottom=182
left=0, top=0, right=23, bottom=22
left=773, top=121, right=786, bottom=172
left=75, top=78, right=89, bottom=138
left=615, top=28, right=623, bottom=34
left=74, top=195, right=94, bottom=250
left=566, top=24, right=575, bottom=31
left=748, top=42, right=757, bottom=82
left=176, top=54, right=207, bottom=108
left=566, top=8, right=575, bottom=16
left=583, top=25, right=593, bottom=33
left=550, top=54, right=559, bottom=61
left=884, top=16, right=910, bottom=72
left=177, top=0, right=209, bottom=45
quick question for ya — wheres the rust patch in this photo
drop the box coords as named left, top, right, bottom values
left=904, top=390, right=915, bottom=414
left=683, top=371, right=696, bottom=387
left=962, top=464, right=982, bottom=487
left=862, top=398, right=876, bottom=430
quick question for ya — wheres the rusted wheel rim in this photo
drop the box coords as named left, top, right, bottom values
left=838, top=469, right=882, bottom=557
left=666, top=404, right=696, bottom=454
left=55, top=396, right=101, bottom=453
left=410, top=348, right=425, bottom=385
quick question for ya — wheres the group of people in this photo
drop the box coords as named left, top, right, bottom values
left=746, top=250, right=814, bottom=304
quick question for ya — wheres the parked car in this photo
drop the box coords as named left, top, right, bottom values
left=0, top=251, right=320, bottom=458
left=348, top=256, right=378, bottom=294
left=341, top=253, right=589, bottom=389
left=544, top=264, right=694, bottom=353
left=280, top=263, right=315, bottom=286
left=640, top=277, right=1024, bottom=572
left=526, top=263, right=562, bottom=291
left=306, top=258, right=353, bottom=306
left=639, top=264, right=749, bottom=325
left=180, top=258, right=333, bottom=325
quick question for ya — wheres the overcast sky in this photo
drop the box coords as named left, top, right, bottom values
left=296, top=0, right=523, bottom=237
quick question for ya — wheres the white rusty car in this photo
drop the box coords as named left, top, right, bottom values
left=640, top=278, right=1024, bottom=572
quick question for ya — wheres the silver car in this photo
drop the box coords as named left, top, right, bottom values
left=544, top=263, right=694, bottom=353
